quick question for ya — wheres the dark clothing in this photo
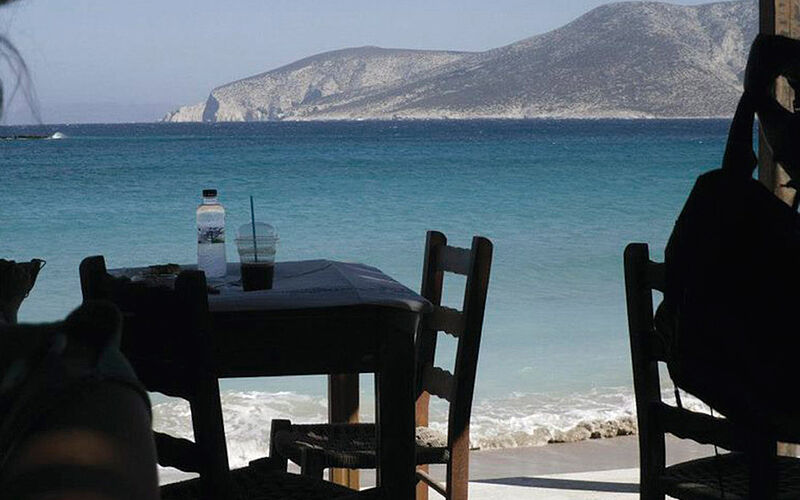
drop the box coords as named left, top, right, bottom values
left=0, top=303, right=159, bottom=500
left=659, top=167, right=800, bottom=424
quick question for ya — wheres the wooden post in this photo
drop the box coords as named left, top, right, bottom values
left=328, top=374, right=360, bottom=489
left=759, top=0, right=800, bottom=458
left=758, top=0, right=799, bottom=206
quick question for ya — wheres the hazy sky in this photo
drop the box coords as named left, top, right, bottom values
left=1, top=0, right=729, bottom=124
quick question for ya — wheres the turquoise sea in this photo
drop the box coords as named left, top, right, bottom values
left=1, top=120, right=726, bottom=464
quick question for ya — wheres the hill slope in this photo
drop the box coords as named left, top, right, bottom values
left=164, top=0, right=757, bottom=121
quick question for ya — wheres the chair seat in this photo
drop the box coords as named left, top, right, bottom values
left=273, top=423, right=450, bottom=470
left=662, top=453, right=800, bottom=500
left=160, top=458, right=354, bottom=500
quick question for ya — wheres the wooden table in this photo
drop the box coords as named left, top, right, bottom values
left=120, top=260, right=430, bottom=499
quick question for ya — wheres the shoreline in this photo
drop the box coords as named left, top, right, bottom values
left=0, top=116, right=736, bottom=128
left=347, top=434, right=714, bottom=488
left=150, top=388, right=647, bottom=461
left=159, top=434, right=714, bottom=488
left=160, top=114, right=736, bottom=124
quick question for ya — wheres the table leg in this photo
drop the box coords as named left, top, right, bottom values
left=376, top=310, right=418, bottom=500
left=328, top=373, right=360, bottom=489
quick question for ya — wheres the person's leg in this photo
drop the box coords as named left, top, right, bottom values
left=0, top=380, right=159, bottom=500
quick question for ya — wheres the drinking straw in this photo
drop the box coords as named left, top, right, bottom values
left=250, top=196, right=258, bottom=262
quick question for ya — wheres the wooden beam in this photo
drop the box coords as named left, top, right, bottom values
left=759, top=2, right=799, bottom=459
left=758, top=0, right=799, bottom=206
left=759, top=0, right=776, bottom=33
left=774, top=0, right=799, bottom=37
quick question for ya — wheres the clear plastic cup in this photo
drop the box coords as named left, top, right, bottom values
left=235, top=223, right=279, bottom=291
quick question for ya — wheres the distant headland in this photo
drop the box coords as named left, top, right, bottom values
left=163, top=0, right=756, bottom=122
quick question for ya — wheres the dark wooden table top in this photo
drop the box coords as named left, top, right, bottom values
left=116, top=260, right=431, bottom=314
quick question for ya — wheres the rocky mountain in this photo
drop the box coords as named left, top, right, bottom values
left=164, top=0, right=757, bottom=122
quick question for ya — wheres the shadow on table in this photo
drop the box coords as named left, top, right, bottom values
left=472, top=476, right=639, bottom=493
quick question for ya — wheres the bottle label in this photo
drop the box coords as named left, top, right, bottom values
left=198, top=226, right=225, bottom=244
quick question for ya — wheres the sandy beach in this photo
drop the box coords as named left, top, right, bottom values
left=374, top=434, right=711, bottom=497
left=161, top=434, right=714, bottom=498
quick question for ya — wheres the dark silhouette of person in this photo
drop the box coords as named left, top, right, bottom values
left=0, top=302, right=160, bottom=500
left=1, top=3, right=160, bottom=497
left=659, top=34, right=800, bottom=428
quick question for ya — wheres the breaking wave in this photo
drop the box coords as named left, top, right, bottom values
left=153, top=386, right=711, bottom=478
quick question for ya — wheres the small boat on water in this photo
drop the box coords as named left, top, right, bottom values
left=0, top=132, right=66, bottom=140
left=0, top=134, right=50, bottom=140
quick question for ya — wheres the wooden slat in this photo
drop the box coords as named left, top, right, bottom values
left=416, top=231, right=447, bottom=416
left=416, top=468, right=447, bottom=497
left=438, top=246, right=471, bottom=275
left=154, top=432, right=200, bottom=471
left=656, top=403, right=742, bottom=452
left=415, top=231, right=447, bottom=500
left=427, top=306, right=464, bottom=337
left=422, top=366, right=454, bottom=402
left=443, top=237, right=492, bottom=500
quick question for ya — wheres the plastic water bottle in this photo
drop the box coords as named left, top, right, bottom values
left=197, top=189, right=227, bottom=277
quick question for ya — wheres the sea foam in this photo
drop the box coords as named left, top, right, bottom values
left=153, top=387, right=711, bottom=473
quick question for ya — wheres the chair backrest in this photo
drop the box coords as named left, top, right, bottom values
left=624, top=243, right=749, bottom=444
left=414, top=231, right=493, bottom=458
left=623, top=242, right=669, bottom=496
left=624, top=243, right=764, bottom=498
left=79, top=255, right=232, bottom=500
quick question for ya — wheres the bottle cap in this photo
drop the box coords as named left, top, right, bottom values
left=203, top=189, right=218, bottom=198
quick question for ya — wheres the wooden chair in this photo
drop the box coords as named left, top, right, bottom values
left=79, top=256, right=355, bottom=500
left=269, top=231, right=493, bottom=500
left=624, top=243, right=800, bottom=500
left=81, top=256, right=234, bottom=500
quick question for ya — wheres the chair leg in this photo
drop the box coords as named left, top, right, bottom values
left=638, top=429, right=665, bottom=500
left=749, top=436, right=777, bottom=500
left=638, top=480, right=665, bottom=500
left=639, top=463, right=665, bottom=500
left=268, top=419, right=291, bottom=472
left=446, top=440, right=469, bottom=500
left=190, top=387, right=233, bottom=500
left=416, top=465, right=430, bottom=500
left=300, top=448, right=325, bottom=479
